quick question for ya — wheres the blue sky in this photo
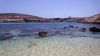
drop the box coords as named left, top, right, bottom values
left=0, top=0, right=100, bottom=18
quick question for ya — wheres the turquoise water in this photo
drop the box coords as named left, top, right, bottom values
left=0, top=22, right=100, bottom=37
left=0, top=22, right=100, bottom=56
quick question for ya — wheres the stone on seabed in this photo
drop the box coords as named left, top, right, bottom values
left=38, top=31, right=48, bottom=37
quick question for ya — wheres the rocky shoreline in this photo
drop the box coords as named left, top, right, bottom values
left=0, top=13, right=100, bottom=41
left=0, top=13, right=100, bottom=23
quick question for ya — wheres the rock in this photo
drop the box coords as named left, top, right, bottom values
left=79, top=28, right=86, bottom=32
left=75, top=27, right=78, bottom=28
left=89, top=27, right=100, bottom=32
left=68, top=25, right=74, bottom=28
left=89, top=46, right=92, bottom=48
left=63, top=27, right=69, bottom=30
left=0, top=33, right=14, bottom=41
left=64, top=27, right=67, bottom=28
left=55, top=30, right=60, bottom=34
left=38, top=31, right=48, bottom=37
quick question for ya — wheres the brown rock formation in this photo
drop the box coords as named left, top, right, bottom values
left=79, top=14, right=100, bottom=23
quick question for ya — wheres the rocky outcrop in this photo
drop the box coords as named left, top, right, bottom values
left=79, top=14, right=100, bottom=23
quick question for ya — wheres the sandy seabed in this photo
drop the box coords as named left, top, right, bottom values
left=0, top=35, right=100, bottom=56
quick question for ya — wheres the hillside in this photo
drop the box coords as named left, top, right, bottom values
left=0, top=13, right=100, bottom=23
left=0, top=13, right=46, bottom=22
left=79, top=14, right=100, bottom=23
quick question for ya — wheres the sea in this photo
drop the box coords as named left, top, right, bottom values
left=0, top=22, right=100, bottom=56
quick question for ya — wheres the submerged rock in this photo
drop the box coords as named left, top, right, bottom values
left=38, top=31, right=48, bottom=37
left=79, top=28, right=86, bottom=32
left=68, top=25, right=74, bottom=28
left=75, top=27, right=79, bottom=28
left=64, top=27, right=67, bottom=29
left=63, top=27, right=70, bottom=30
left=0, top=33, right=14, bottom=41
left=89, top=27, right=100, bottom=32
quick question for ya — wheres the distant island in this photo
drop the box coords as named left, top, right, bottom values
left=0, top=13, right=100, bottom=23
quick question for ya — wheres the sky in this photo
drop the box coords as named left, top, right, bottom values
left=0, top=0, right=100, bottom=18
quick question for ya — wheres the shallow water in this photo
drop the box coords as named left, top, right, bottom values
left=0, top=22, right=100, bottom=56
left=0, top=35, right=100, bottom=56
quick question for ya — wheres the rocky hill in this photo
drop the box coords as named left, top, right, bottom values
left=0, top=13, right=47, bottom=22
left=79, top=14, right=100, bottom=23
left=0, top=13, right=100, bottom=23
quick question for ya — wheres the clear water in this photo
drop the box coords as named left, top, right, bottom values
left=0, top=22, right=99, bottom=36
left=0, top=22, right=99, bottom=29
left=0, top=22, right=100, bottom=56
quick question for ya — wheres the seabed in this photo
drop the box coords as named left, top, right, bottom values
left=0, top=32, right=100, bottom=56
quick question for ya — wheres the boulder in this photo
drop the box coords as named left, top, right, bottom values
left=89, top=27, right=100, bottom=32
left=38, top=31, right=48, bottom=37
